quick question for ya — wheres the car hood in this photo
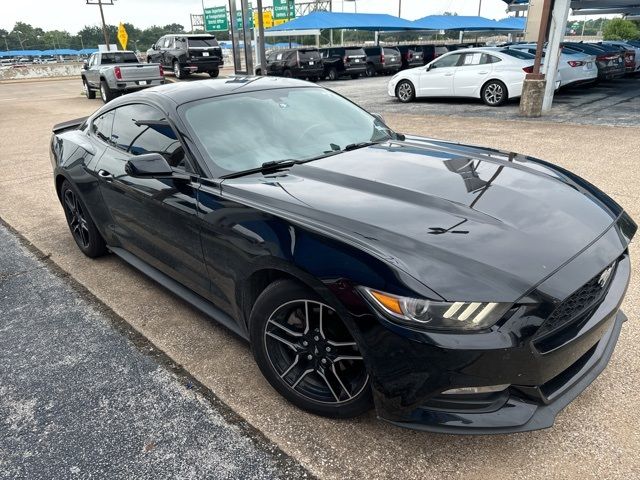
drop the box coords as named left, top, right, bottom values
left=221, top=137, right=623, bottom=302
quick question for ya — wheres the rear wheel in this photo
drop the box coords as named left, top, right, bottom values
left=208, top=69, right=219, bottom=78
left=283, top=69, right=293, bottom=78
left=83, top=78, right=95, bottom=99
left=60, top=180, right=107, bottom=258
left=250, top=280, right=371, bottom=418
left=327, top=67, right=338, bottom=81
left=396, top=80, right=415, bottom=103
left=482, top=80, right=508, bottom=106
left=365, top=63, right=376, bottom=77
left=99, top=80, right=114, bottom=103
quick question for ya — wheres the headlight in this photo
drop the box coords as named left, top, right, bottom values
left=360, top=287, right=512, bottom=331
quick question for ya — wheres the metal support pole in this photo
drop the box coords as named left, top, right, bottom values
left=97, top=0, right=111, bottom=51
left=256, top=0, right=267, bottom=75
left=530, top=0, right=553, bottom=79
left=541, top=0, right=571, bottom=112
left=228, top=0, right=242, bottom=73
left=240, top=0, right=253, bottom=74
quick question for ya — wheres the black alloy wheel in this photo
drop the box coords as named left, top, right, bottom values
left=60, top=180, right=107, bottom=258
left=327, top=67, right=338, bottom=81
left=250, top=280, right=371, bottom=418
left=208, top=69, right=219, bottom=78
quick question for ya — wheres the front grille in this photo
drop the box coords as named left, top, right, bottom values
left=534, top=261, right=617, bottom=342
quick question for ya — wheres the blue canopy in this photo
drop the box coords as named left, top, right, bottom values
left=267, top=11, right=423, bottom=32
left=0, top=49, right=84, bottom=57
left=412, top=15, right=522, bottom=31
left=496, top=17, right=527, bottom=30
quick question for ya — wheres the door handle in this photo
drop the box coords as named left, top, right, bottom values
left=98, top=169, right=113, bottom=181
left=478, top=71, right=489, bottom=74
left=444, top=73, right=453, bottom=76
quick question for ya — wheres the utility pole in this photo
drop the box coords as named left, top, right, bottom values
left=477, top=0, right=482, bottom=16
left=2, top=35, right=8, bottom=51
left=398, top=0, right=401, bottom=17
left=86, top=0, right=115, bottom=51
left=15, top=31, right=25, bottom=49
left=78, top=35, right=85, bottom=50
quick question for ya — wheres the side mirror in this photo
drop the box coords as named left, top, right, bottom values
left=125, top=153, right=173, bottom=177
left=426, top=64, right=434, bottom=71
left=82, top=60, right=89, bottom=70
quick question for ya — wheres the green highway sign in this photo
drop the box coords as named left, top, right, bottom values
left=204, top=6, right=228, bottom=31
left=236, top=5, right=254, bottom=29
left=273, top=0, right=296, bottom=20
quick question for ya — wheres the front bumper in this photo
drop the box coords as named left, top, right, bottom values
left=330, top=215, right=634, bottom=434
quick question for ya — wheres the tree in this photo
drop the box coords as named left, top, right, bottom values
left=603, top=18, right=640, bottom=40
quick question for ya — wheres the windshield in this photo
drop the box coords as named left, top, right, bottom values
left=181, top=87, right=393, bottom=175
left=500, top=49, right=536, bottom=59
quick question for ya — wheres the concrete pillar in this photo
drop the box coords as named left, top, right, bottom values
left=519, top=79, right=546, bottom=117
left=541, top=0, right=572, bottom=112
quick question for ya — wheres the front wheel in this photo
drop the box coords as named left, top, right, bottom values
left=173, top=60, right=184, bottom=79
left=83, top=78, right=95, bottom=99
left=396, top=80, right=415, bottom=103
left=250, top=280, right=372, bottom=418
left=482, top=80, right=508, bottom=106
left=60, top=180, right=107, bottom=258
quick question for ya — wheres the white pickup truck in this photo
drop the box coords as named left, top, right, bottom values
left=81, top=50, right=164, bottom=103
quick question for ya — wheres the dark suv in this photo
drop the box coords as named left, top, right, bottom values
left=255, top=48, right=323, bottom=80
left=319, top=47, right=367, bottom=80
left=396, top=45, right=424, bottom=69
left=146, top=34, right=223, bottom=79
left=363, top=46, right=402, bottom=76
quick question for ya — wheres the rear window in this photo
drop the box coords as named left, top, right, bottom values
left=500, top=49, right=535, bottom=59
left=364, top=47, right=379, bottom=55
left=100, top=52, right=138, bottom=64
left=298, top=50, right=320, bottom=61
left=187, top=37, right=218, bottom=48
left=383, top=48, right=399, bottom=55
left=346, top=49, right=366, bottom=57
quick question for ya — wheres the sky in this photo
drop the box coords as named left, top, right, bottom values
left=1, top=0, right=514, bottom=34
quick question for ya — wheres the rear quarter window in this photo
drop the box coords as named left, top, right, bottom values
left=188, top=37, right=218, bottom=48
left=346, top=49, right=365, bottom=56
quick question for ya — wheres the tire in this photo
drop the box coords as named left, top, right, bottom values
left=396, top=80, right=415, bottom=103
left=255, top=68, right=262, bottom=76
left=350, top=74, right=360, bottom=79
left=327, top=67, right=338, bottom=81
left=83, top=78, right=95, bottom=99
left=365, top=63, right=376, bottom=77
left=60, top=180, right=107, bottom=258
left=208, top=69, right=219, bottom=78
left=99, top=80, right=114, bottom=103
left=249, top=279, right=372, bottom=418
left=482, top=80, right=508, bottom=107
left=173, top=60, right=184, bottom=80
left=282, top=69, right=293, bottom=78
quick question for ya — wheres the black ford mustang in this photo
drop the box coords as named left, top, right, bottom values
left=50, top=77, right=635, bottom=434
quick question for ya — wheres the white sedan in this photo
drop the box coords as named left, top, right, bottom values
left=388, top=48, right=538, bottom=107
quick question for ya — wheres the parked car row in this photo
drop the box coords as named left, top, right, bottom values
left=388, top=40, right=638, bottom=107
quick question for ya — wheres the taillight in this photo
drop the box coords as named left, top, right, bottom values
left=343, top=55, right=348, bottom=63
left=381, top=53, right=385, bottom=64
left=114, top=66, right=122, bottom=80
left=522, top=65, right=534, bottom=73
left=159, top=65, right=164, bottom=76
left=568, top=60, right=584, bottom=67
left=409, top=52, right=413, bottom=60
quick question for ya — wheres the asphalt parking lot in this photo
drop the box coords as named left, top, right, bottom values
left=1, top=78, right=639, bottom=479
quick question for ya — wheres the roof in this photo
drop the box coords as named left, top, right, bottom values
left=412, top=15, right=525, bottom=31
left=267, top=11, right=423, bottom=32
left=139, top=76, right=316, bottom=106
left=502, top=0, right=640, bottom=14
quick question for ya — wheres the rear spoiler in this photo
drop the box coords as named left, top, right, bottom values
left=52, top=116, right=88, bottom=134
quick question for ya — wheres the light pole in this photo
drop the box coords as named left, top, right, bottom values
left=478, top=0, right=482, bottom=16
left=15, top=30, right=25, bottom=49
left=1, top=35, right=8, bottom=51
left=398, top=0, right=401, bottom=17
left=78, top=35, right=85, bottom=50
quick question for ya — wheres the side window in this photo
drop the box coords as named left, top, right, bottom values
left=88, top=54, right=95, bottom=67
left=275, top=52, right=284, bottom=61
left=461, top=52, right=483, bottom=66
left=91, top=110, right=115, bottom=144
left=163, top=37, right=174, bottom=49
left=432, top=53, right=461, bottom=69
left=481, top=54, right=501, bottom=64
left=156, top=37, right=165, bottom=49
left=111, top=104, right=192, bottom=172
